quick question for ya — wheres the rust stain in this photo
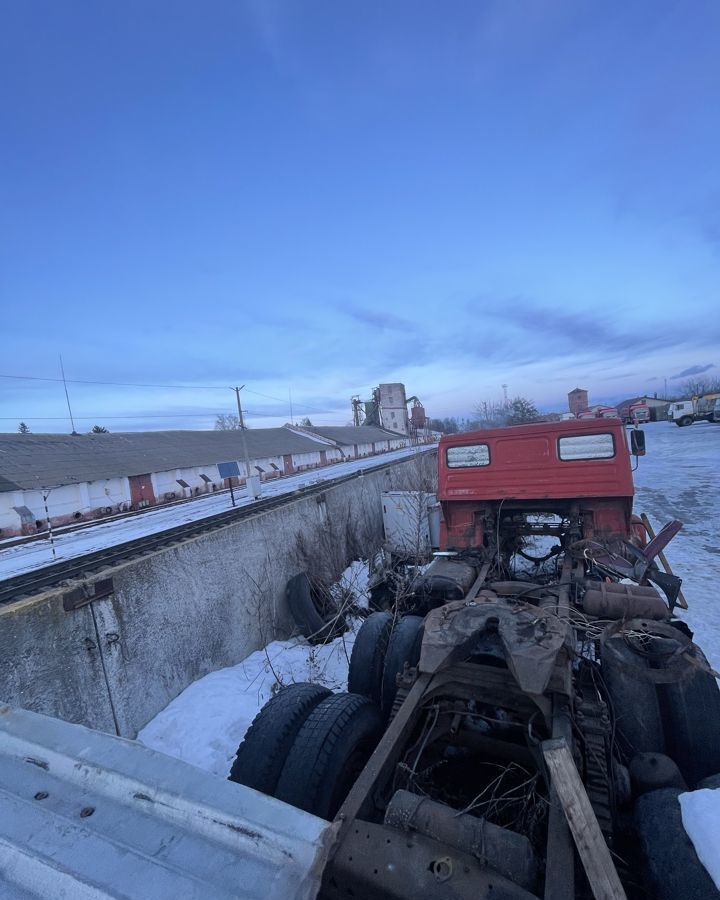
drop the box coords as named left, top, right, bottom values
left=212, top=819, right=262, bottom=841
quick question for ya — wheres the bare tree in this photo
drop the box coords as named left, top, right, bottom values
left=90, top=424, right=109, bottom=433
left=215, top=413, right=242, bottom=430
left=680, top=376, right=720, bottom=398
left=299, top=416, right=313, bottom=427
left=474, top=400, right=508, bottom=429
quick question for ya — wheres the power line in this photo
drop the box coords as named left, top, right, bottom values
left=242, top=387, right=330, bottom=414
left=0, top=414, right=225, bottom=420
left=0, top=373, right=333, bottom=414
left=0, top=373, right=230, bottom=390
left=0, top=412, right=287, bottom=421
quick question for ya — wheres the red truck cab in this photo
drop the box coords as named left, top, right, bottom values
left=438, top=418, right=635, bottom=548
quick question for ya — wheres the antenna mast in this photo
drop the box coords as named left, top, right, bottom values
left=59, top=354, right=77, bottom=434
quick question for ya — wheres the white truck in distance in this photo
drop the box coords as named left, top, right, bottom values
left=668, top=393, right=720, bottom=426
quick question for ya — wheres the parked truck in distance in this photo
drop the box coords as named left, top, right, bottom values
left=578, top=405, right=618, bottom=419
left=627, top=401, right=650, bottom=424
left=668, top=392, right=720, bottom=426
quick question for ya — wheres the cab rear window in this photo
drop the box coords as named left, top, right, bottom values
left=447, top=444, right=490, bottom=467
left=558, top=433, right=615, bottom=460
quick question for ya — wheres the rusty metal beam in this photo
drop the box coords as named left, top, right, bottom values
left=330, top=673, right=432, bottom=849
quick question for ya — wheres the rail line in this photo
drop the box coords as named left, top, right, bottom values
left=0, top=452, right=428, bottom=608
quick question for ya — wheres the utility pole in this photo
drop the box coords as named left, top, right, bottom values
left=289, top=387, right=294, bottom=425
left=59, top=354, right=77, bottom=434
left=233, top=386, right=252, bottom=480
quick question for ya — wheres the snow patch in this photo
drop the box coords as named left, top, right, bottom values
left=632, top=421, right=720, bottom=671
left=137, top=562, right=368, bottom=778
left=138, top=630, right=359, bottom=777
left=680, top=789, right=720, bottom=889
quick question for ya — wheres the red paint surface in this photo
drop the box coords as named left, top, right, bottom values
left=438, top=419, right=635, bottom=549
left=129, top=473, right=156, bottom=507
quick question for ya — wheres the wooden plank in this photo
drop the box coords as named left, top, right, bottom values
left=640, top=513, right=688, bottom=609
left=543, top=701, right=575, bottom=900
left=463, top=562, right=491, bottom=602
left=542, top=738, right=627, bottom=900
left=330, top=672, right=432, bottom=851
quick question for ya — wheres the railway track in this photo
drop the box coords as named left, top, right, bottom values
left=0, top=453, right=427, bottom=607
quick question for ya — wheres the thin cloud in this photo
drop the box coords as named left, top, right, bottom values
left=671, top=364, right=716, bottom=379
left=468, top=297, right=720, bottom=366
left=343, top=306, right=416, bottom=333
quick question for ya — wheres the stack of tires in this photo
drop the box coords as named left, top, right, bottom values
left=228, top=683, right=382, bottom=820
left=601, top=625, right=720, bottom=899
left=228, top=612, right=424, bottom=820
left=347, top=611, right=425, bottom=718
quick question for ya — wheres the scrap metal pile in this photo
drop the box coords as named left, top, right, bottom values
left=230, top=419, right=720, bottom=900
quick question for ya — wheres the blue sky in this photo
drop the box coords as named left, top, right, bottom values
left=2, top=0, right=718, bottom=431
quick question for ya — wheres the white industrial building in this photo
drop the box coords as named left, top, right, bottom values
left=378, top=383, right=411, bottom=436
left=0, top=425, right=409, bottom=537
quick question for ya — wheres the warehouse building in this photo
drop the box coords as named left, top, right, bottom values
left=0, top=425, right=408, bottom=537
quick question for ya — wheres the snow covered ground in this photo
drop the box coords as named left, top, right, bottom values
left=137, top=561, right=369, bottom=777
left=632, top=420, right=720, bottom=670
left=681, top=789, right=720, bottom=890
left=627, top=420, right=720, bottom=890
left=0, top=445, right=433, bottom=580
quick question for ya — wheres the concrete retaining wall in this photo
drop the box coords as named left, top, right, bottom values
left=0, top=451, right=436, bottom=738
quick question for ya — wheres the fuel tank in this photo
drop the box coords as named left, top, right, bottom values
left=409, top=555, right=478, bottom=613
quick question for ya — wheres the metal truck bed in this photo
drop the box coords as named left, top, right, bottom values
left=0, top=703, right=331, bottom=899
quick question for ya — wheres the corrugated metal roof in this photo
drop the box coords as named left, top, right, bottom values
left=0, top=703, right=329, bottom=899
left=0, top=473, right=22, bottom=492
left=0, top=429, right=331, bottom=492
left=307, top=426, right=404, bottom=445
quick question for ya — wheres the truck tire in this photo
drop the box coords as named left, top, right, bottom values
left=381, top=615, right=424, bottom=716
left=275, top=693, right=384, bottom=819
left=678, top=416, right=693, bottom=427
left=635, top=788, right=719, bottom=900
left=228, top=682, right=331, bottom=794
left=660, top=651, right=720, bottom=787
left=348, top=611, right=393, bottom=704
left=601, top=636, right=665, bottom=756
left=286, top=572, right=344, bottom=644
